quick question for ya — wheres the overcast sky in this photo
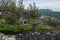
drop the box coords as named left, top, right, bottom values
left=19, top=0, right=60, bottom=11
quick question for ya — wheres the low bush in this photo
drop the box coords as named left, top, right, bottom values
left=36, top=24, right=54, bottom=31
left=20, top=24, right=32, bottom=31
left=27, top=18, right=35, bottom=24
left=0, top=23, right=32, bottom=34
left=0, top=22, right=54, bottom=34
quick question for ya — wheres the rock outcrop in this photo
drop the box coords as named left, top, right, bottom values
left=0, top=30, right=60, bottom=40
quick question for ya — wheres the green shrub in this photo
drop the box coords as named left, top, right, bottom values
left=0, top=25, right=19, bottom=33
left=36, top=24, right=54, bottom=31
left=27, top=18, right=35, bottom=24
left=20, top=24, right=32, bottom=31
left=0, top=24, right=32, bottom=34
left=2, top=14, right=18, bottom=25
left=56, top=22, right=60, bottom=27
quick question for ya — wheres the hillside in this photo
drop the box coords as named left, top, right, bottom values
left=39, top=9, right=60, bottom=19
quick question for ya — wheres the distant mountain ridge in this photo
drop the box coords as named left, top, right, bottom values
left=39, top=9, right=52, bottom=12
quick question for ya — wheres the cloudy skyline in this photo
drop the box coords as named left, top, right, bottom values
left=22, top=0, right=60, bottom=11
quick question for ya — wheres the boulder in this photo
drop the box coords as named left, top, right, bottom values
left=19, top=17, right=28, bottom=24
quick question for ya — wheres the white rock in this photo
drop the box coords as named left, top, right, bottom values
left=19, top=33, right=23, bottom=36
left=46, top=32, right=51, bottom=35
left=2, top=35, right=16, bottom=40
left=0, top=33, right=4, bottom=40
left=32, top=33, right=34, bottom=35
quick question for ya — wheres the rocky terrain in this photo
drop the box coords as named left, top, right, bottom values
left=0, top=30, right=60, bottom=40
left=16, top=30, right=60, bottom=40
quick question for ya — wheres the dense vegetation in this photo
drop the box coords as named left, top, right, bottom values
left=51, top=12, right=60, bottom=19
left=0, top=0, right=60, bottom=34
